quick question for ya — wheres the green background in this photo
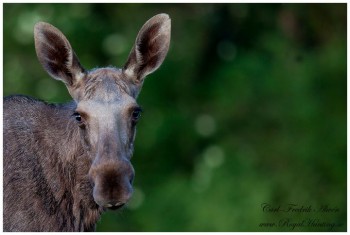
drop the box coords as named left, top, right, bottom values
left=3, top=3, right=347, bottom=232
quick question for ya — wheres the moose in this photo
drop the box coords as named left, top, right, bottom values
left=3, top=14, right=171, bottom=231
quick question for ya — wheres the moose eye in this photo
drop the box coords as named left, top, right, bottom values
left=73, top=112, right=82, bottom=122
left=131, top=108, right=142, bottom=122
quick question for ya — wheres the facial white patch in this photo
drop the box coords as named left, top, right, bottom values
left=75, top=71, right=85, bottom=82
left=124, top=67, right=135, bottom=78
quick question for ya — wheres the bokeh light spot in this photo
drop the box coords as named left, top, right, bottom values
left=203, top=145, right=225, bottom=168
left=195, top=114, right=216, bottom=137
left=103, top=34, right=127, bottom=56
left=192, top=161, right=212, bottom=193
left=15, top=12, right=41, bottom=45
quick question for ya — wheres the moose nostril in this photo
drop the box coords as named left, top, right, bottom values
left=129, top=174, right=135, bottom=184
left=114, top=201, right=125, bottom=207
left=103, top=201, right=125, bottom=208
left=103, top=201, right=126, bottom=210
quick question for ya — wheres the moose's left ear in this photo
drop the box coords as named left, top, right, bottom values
left=123, top=14, right=171, bottom=84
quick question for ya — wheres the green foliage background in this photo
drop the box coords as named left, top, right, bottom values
left=3, top=3, right=346, bottom=232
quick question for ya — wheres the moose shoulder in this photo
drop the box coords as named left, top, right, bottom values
left=3, top=14, right=171, bottom=232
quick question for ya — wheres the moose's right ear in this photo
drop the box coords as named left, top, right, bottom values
left=34, top=22, right=85, bottom=87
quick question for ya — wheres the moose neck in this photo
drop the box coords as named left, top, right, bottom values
left=40, top=100, right=103, bottom=231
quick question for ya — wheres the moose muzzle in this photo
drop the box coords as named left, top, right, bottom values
left=89, top=159, right=134, bottom=209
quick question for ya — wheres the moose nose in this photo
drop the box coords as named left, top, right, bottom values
left=94, top=186, right=133, bottom=209
left=89, top=159, right=135, bottom=209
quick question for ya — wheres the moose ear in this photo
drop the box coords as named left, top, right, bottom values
left=123, top=13, right=171, bottom=84
left=34, top=22, right=85, bottom=87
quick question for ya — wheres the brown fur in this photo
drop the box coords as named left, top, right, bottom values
left=4, top=96, right=98, bottom=231
left=3, top=14, right=171, bottom=232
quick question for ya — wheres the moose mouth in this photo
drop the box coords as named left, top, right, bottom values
left=108, top=204, right=124, bottom=210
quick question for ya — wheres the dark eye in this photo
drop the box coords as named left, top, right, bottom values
left=132, top=108, right=142, bottom=122
left=73, top=112, right=82, bottom=122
